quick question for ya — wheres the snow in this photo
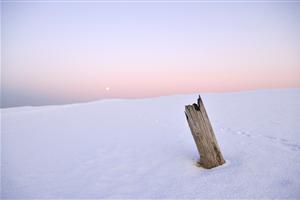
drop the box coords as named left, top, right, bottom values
left=1, top=89, right=300, bottom=198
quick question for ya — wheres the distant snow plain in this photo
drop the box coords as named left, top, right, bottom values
left=1, top=89, right=300, bottom=198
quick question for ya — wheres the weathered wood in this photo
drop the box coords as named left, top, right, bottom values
left=185, top=95, right=225, bottom=169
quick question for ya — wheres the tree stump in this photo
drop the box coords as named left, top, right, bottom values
left=185, top=95, right=225, bottom=169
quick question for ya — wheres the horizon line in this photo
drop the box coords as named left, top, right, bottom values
left=1, top=87, right=299, bottom=109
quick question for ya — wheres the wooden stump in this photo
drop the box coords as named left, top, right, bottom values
left=185, top=95, right=225, bottom=169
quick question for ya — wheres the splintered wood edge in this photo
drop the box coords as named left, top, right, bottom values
left=185, top=95, right=226, bottom=169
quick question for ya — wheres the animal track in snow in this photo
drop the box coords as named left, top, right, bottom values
left=236, top=130, right=251, bottom=137
left=261, top=135, right=300, bottom=151
left=279, top=140, right=300, bottom=151
left=221, top=127, right=300, bottom=152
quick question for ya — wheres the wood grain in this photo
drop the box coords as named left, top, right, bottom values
left=185, top=96, right=225, bottom=169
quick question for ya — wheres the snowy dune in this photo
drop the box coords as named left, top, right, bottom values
left=1, top=89, right=300, bottom=198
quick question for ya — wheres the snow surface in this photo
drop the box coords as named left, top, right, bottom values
left=1, top=89, right=300, bottom=198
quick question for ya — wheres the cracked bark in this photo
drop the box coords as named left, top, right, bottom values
left=185, top=96, right=225, bottom=169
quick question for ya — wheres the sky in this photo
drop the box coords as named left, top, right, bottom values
left=1, top=1, right=300, bottom=107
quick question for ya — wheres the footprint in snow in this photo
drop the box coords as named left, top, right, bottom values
left=280, top=142, right=300, bottom=151
left=223, top=126, right=300, bottom=152
left=264, top=135, right=277, bottom=140
left=262, top=135, right=300, bottom=152
left=236, top=130, right=251, bottom=137
left=280, top=138, right=288, bottom=142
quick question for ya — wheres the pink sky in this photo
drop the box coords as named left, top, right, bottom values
left=2, top=1, right=300, bottom=106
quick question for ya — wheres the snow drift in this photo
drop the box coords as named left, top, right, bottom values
left=1, top=89, right=300, bottom=198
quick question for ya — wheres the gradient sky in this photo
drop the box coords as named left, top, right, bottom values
left=1, top=1, right=300, bottom=107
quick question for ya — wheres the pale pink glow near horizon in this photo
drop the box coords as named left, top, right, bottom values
left=2, top=2, right=300, bottom=106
